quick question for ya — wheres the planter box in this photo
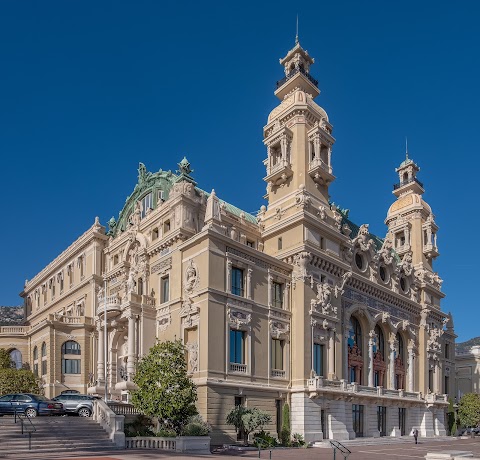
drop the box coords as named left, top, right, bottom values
left=125, top=436, right=210, bottom=454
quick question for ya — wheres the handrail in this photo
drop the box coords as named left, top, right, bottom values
left=14, top=410, right=36, bottom=450
left=330, top=440, right=351, bottom=459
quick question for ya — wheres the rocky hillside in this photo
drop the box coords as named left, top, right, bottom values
left=456, top=337, right=480, bottom=354
left=0, top=306, right=24, bottom=326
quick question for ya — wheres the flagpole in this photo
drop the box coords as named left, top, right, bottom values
left=104, top=278, right=108, bottom=402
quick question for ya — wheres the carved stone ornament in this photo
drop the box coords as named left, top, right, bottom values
left=427, top=325, right=444, bottom=359
left=151, top=257, right=172, bottom=275
left=158, top=314, right=171, bottom=332
left=352, top=224, right=376, bottom=255
left=377, top=235, right=394, bottom=265
left=331, top=206, right=343, bottom=230
left=334, top=271, right=352, bottom=298
left=295, top=185, right=311, bottom=209
left=292, top=251, right=311, bottom=286
left=270, top=320, right=290, bottom=340
left=311, top=282, right=336, bottom=317
left=228, top=308, right=251, bottom=329
left=183, top=259, right=199, bottom=294
left=398, top=251, right=413, bottom=276
left=318, top=206, right=326, bottom=220
left=186, top=341, right=199, bottom=373
left=180, top=300, right=199, bottom=328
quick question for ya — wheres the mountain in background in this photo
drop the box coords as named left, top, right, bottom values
left=456, top=337, right=480, bottom=354
left=0, top=306, right=24, bottom=326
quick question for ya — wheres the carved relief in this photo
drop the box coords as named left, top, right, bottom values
left=311, top=281, right=336, bottom=316
left=183, top=259, right=199, bottom=294
left=228, top=308, right=251, bottom=329
left=270, top=320, right=290, bottom=340
left=352, top=224, right=376, bottom=255
left=186, top=341, right=198, bottom=373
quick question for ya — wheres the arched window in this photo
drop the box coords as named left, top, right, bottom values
left=395, top=333, right=406, bottom=390
left=348, top=316, right=362, bottom=351
left=41, top=342, right=47, bottom=375
left=9, top=349, right=22, bottom=369
left=348, top=315, right=363, bottom=384
left=32, top=346, right=39, bottom=376
left=374, top=325, right=385, bottom=357
left=61, top=341, right=81, bottom=374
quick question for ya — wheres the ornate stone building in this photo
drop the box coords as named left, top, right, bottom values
left=0, top=40, right=455, bottom=443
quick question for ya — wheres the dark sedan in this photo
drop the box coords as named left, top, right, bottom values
left=0, top=393, right=65, bottom=417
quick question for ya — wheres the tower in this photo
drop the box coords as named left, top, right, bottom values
left=262, top=40, right=335, bottom=214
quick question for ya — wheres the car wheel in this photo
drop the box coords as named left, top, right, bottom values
left=77, top=407, right=91, bottom=417
left=25, top=408, right=37, bottom=418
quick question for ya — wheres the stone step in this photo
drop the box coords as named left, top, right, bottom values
left=312, top=435, right=457, bottom=447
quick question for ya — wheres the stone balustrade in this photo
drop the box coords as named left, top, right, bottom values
left=93, top=399, right=125, bottom=447
left=307, top=376, right=446, bottom=403
left=0, top=326, right=29, bottom=335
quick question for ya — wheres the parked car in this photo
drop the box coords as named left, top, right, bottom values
left=460, top=427, right=480, bottom=436
left=60, top=389, right=80, bottom=395
left=0, top=393, right=65, bottom=417
left=52, top=393, right=96, bottom=417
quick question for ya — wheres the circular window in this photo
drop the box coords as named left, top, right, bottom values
left=400, top=276, right=407, bottom=293
left=355, top=253, right=364, bottom=270
left=379, top=266, right=387, bottom=282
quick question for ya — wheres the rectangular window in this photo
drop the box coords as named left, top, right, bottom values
left=60, top=277, right=64, bottom=292
left=272, top=282, right=284, bottom=309
left=313, top=343, right=325, bottom=377
left=377, top=406, right=387, bottom=437
left=141, top=193, right=153, bottom=218
left=152, top=228, right=159, bottom=240
left=399, top=408, right=406, bottom=436
left=271, top=338, right=284, bottom=370
left=276, top=400, right=282, bottom=438
left=161, top=276, right=170, bottom=303
left=41, top=360, right=47, bottom=376
left=52, top=283, right=55, bottom=298
left=164, top=220, right=171, bottom=233
left=429, top=369, right=434, bottom=392
left=445, top=376, right=449, bottom=395
left=445, top=343, right=450, bottom=360
left=231, top=267, right=244, bottom=296
left=62, top=359, right=81, bottom=374
left=230, top=329, right=245, bottom=364
left=352, top=404, right=364, bottom=437
left=278, top=237, right=283, bottom=250
left=33, top=363, right=38, bottom=377
left=246, top=240, right=254, bottom=248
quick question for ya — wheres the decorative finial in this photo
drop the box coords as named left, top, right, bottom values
left=295, top=14, right=299, bottom=45
left=405, top=137, right=409, bottom=160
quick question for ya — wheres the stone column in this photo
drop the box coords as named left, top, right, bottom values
left=267, top=272, right=272, bottom=307
left=226, top=259, right=232, bottom=293
left=127, top=314, right=136, bottom=379
left=328, top=329, right=335, bottom=379
left=247, top=268, right=253, bottom=300
left=368, top=330, right=375, bottom=387
left=389, top=335, right=397, bottom=390
left=407, top=346, right=415, bottom=392
left=97, top=326, right=104, bottom=383
left=344, top=331, right=349, bottom=381
left=433, top=361, right=439, bottom=394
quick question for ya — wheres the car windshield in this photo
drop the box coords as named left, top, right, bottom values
left=34, top=395, right=49, bottom=401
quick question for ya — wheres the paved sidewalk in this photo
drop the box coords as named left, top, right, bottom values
left=5, top=438, right=480, bottom=460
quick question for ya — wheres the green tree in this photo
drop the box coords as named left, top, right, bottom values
left=226, top=406, right=272, bottom=445
left=0, top=368, right=41, bottom=394
left=131, top=340, right=197, bottom=434
left=0, top=348, right=13, bottom=369
left=458, top=393, right=480, bottom=428
left=280, top=403, right=291, bottom=446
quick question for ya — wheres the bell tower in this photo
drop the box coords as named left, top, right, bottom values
left=262, top=40, right=335, bottom=213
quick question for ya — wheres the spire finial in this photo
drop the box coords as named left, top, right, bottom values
left=405, top=137, right=409, bottom=160
left=295, top=14, right=299, bottom=45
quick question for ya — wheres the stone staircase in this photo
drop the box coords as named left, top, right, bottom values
left=0, top=415, right=122, bottom=457
left=312, top=435, right=457, bottom=447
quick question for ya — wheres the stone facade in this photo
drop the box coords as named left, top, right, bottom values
left=0, top=40, right=455, bottom=444
left=456, top=345, right=480, bottom=399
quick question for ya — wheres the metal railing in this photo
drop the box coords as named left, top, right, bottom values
left=276, top=67, right=319, bottom=89
left=14, top=410, right=36, bottom=450
left=393, top=177, right=424, bottom=190
left=330, top=440, right=351, bottom=459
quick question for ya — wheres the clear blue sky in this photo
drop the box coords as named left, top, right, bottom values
left=0, top=1, right=477, bottom=342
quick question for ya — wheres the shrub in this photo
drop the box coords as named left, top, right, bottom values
left=226, top=406, right=272, bottom=445
left=458, top=393, right=480, bottom=429
left=291, top=432, right=306, bottom=447
left=124, top=414, right=155, bottom=437
left=155, top=427, right=177, bottom=437
left=253, top=430, right=277, bottom=447
left=181, top=414, right=211, bottom=436
left=280, top=403, right=291, bottom=446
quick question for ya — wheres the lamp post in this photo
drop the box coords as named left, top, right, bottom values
left=103, top=278, right=108, bottom=402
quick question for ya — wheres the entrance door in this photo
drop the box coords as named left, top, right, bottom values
left=352, top=404, right=364, bottom=437
left=377, top=406, right=387, bottom=437
left=321, top=409, right=328, bottom=439
left=399, top=408, right=406, bottom=436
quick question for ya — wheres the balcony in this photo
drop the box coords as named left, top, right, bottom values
left=276, top=67, right=318, bottom=89
left=229, top=363, right=247, bottom=373
left=0, top=325, right=29, bottom=336
left=308, top=157, right=335, bottom=186
left=393, top=177, right=425, bottom=197
left=264, top=159, right=293, bottom=187
left=306, top=377, right=445, bottom=404
left=423, top=243, right=440, bottom=259
left=271, top=369, right=286, bottom=378
left=96, top=294, right=122, bottom=316
left=57, top=316, right=94, bottom=326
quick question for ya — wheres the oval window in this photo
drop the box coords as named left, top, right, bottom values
left=355, top=253, right=364, bottom=270
left=379, top=266, right=387, bottom=282
left=400, top=277, right=407, bottom=292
